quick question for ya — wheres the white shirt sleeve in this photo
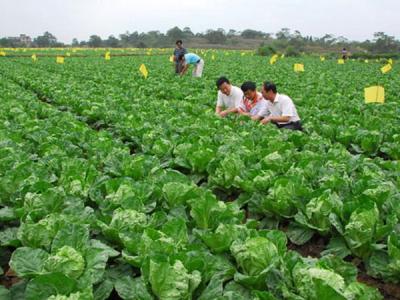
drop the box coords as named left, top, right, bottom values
left=234, top=88, right=244, bottom=108
left=281, top=97, right=296, bottom=117
left=216, top=91, right=223, bottom=107
left=238, top=98, right=247, bottom=112
left=256, top=100, right=269, bottom=117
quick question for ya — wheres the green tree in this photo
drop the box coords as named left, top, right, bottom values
left=34, top=32, right=58, bottom=47
left=241, top=29, right=266, bottom=39
left=105, top=35, right=120, bottom=48
left=71, top=38, right=79, bottom=46
left=88, top=35, right=103, bottom=47
left=204, top=29, right=227, bottom=44
left=167, top=27, right=184, bottom=42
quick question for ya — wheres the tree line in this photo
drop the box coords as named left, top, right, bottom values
left=1, top=27, right=399, bottom=57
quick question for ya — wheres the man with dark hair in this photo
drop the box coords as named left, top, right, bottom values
left=260, top=81, right=302, bottom=131
left=173, top=40, right=187, bottom=74
left=179, top=52, right=204, bottom=77
left=238, top=81, right=269, bottom=120
left=215, top=76, right=243, bottom=117
left=341, top=48, right=348, bottom=60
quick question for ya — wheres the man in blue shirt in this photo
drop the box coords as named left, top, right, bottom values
left=178, top=52, right=204, bottom=77
left=173, top=40, right=187, bottom=74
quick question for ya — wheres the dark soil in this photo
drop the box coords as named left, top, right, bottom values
left=285, top=233, right=400, bottom=299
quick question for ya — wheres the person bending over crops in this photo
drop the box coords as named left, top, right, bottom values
left=179, top=53, right=204, bottom=77
left=238, top=81, right=269, bottom=120
left=173, top=40, right=187, bottom=74
left=215, top=76, right=243, bottom=117
left=260, top=81, right=303, bottom=131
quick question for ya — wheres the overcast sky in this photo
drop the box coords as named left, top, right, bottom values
left=1, top=0, right=399, bottom=43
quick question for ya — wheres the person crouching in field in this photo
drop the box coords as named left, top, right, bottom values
left=215, top=76, right=243, bottom=117
left=260, top=81, right=303, bottom=131
left=238, top=81, right=269, bottom=120
left=179, top=53, right=204, bottom=77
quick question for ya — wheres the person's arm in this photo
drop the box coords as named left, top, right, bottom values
left=238, top=108, right=251, bottom=117
left=219, top=107, right=238, bottom=117
left=180, top=63, right=189, bottom=76
left=237, top=97, right=252, bottom=117
left=261, top=115, right=290, bottom=124
left=251, top=114, right=264, bottom=121
left=215, top=105, right=223, bottom=115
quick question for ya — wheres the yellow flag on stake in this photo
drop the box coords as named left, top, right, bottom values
left=56, top=56, right=64, bottom=64
left=381, top=64, right=392, bottom=74
left=139, top=64, right=148, bottom=79
left=31, top=54, right=37, bottom=62
left=338, top=59, right=345, bottom=64
left=270, top=54, right=278, bottom=65
left=294, top=63, right=305, bottom=72
left=365, top=86, right=385, bottom=104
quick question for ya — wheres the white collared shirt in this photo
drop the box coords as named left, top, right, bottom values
left=239, top=92, right=269, bottom=117
left=216, top=86, right=243, bottom=109
left=265, top=93, right=300, bottom=124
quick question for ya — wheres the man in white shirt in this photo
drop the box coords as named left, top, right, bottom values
left=238, top=81, right=269, bottom=121
left=215, top=77, right=243, bottom=117
left=260, top=81, right=303, bottom=131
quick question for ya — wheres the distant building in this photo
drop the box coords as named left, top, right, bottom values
left=7, top=34, right=32, bottom=46
left=19, top=34, right=32, bottom=46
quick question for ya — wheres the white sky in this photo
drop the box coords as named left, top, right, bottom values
left=1, top=0, right=399, bottom=43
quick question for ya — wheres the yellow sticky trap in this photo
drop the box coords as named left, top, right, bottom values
left=169, top=55, right=174, bottom=62
left=211, top=54, right=215, bottom=61
left=320, top=56, right=325, bottom=62
left=294, top=63, right=304, bottom=72
left=105, top=52, right=111, bottom=60
left=281, top=54, right=285, bottom=58
left=338, top=59, right=345, bottom=64
left=270, top=54, right=278, bottom=65
left=381, top=64, right=392, bottom=74
left=365, top=86, right=385, bottom=104
left=388, top=58, right=393, bottom=65
left=0, top=51, right=6, bottom=56
left=66, top=52, right=71, bottom=57
left=139, top=64, right=148, bottom=79
left=365, top=60, right=369, bottom=63
left=72, top=49, right=77, bottom=53
left=241, top=52, right=246, bottom=56
left=56, top=56, right=64, bottom=64
left=31, top=54, right=37, bottom=62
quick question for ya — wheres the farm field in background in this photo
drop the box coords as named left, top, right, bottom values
left=0, top=48, right=399, bottom=300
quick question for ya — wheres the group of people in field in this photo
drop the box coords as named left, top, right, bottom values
left=173, top=40, right=204, bottom=77
left=172, top=40, right=302, bottom=131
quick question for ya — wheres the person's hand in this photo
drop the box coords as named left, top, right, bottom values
left=220, top=110, right=229, bottom=117
left=260, top=117, right=271, bottom=124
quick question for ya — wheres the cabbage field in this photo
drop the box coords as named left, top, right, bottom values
left=0, top=48, right=399, bottom=299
